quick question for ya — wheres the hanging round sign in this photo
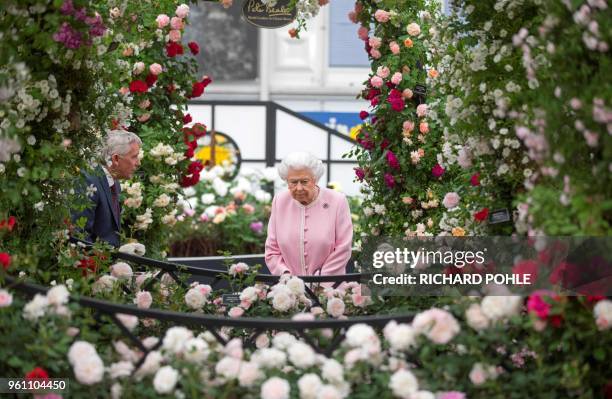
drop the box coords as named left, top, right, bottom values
left=242, top=0, right=297, bottom=29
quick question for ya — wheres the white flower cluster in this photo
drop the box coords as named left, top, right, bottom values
left=134, top=208, right=153, bottom=230
left=465, top=296, right=523, bottom=330
left=121, top=181, right=143, bottom=209
left=149, top=142, right=185, bottom=165
left=267, top=276, right=311, bottom=312
left=23, top=284, right=70, bottom=321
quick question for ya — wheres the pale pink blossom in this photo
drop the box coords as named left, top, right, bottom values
left=419, top=122, right=429, bottom=134
left=469, top=363, right=487, bottom=385
left=442, top=192, right=460, bottom=209
left=348, top=11, right=357, bottom=23
left=116, top=313, right=138, bottom=331
left=391, top=72, right=403, bottom=85
left=168, top=29, right=181, bottom=42
left=137, top=113, right=151, bottom=123
left=412, top=308, right=460, bottom=344
left=357, top=26, right=369, bottom=40
left=170, top=17, right=184, bottom=30
left=229, top=306, right=245, bottom=318
left=402, top=88, right=413, bottom=99
left=133, top=62, right=145, bottom=75
left=368, top=36, right=382, bottom=49
left=139, top=99, right=151, bottom=109
left=407, top=22, right=421, bottom=36
left=326, top=298, right=345, bottom=318
left=135, top=291, right=153, bottom=309
left=374, top=9, right=390, bottom=23
left=149, top=63, right=163, bottom=75
left=390, top=41, right=400, bottom=54
left=376, top=66, right=390, bottom=78
left=261, top=377, right=290, bottom=399
left=111, top=262, right=133, bottom=279
left=370, top=49, right=382, bottom=59
left=403, top=120, right=415, bottom=132
left=0, top=289, right=12, bottom=307
left=370, top=76, right=384, bottom=88
left=156, top=14, right=170, bottom=29
left=175, top=4, right=190, bottom=18
left=416, top=103, right=428, bottom=117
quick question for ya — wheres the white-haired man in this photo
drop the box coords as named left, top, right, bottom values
left=72, top=130, right=141, bottom=247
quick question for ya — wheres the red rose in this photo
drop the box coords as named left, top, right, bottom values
left=359, top=111, right=369, bottom=120
left=183, top=113, right=192, bottom=124
left=190, top=81, right=205, bottom=98
left=145, top=73, right=158, bottom=87
left=188, top=160, right=204, bottom=174
left=0, top=216, right=16, bottom=231
left=129, top=80, right=148, bottom=93
left=184, top=140, right=197, bottom=158
left=201, top=76, right=212, bottom=87
left=470, top=172, right=480, bottom=186
left=78, top=257, right=97, bottom=276
left=166, top=84, right=176, bottom=94
left=191, top=123, right=206, bottom=138
left=431, top=164, right=445, bottom=178
left=25, top=367, right=49, bottom=380
left=180, top=173, right=200, bottom=187
left=166, top=41, right=184, bottom=57
left=188, top=41, right=200, bottom=55
left=386, top=150, right=400, bottom=170
left=0, top=252, right=11, bottom=270
left=474, top=207, right=489, bottom=222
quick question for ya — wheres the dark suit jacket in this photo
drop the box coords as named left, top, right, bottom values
left=71, top=167, right=122, bottom=247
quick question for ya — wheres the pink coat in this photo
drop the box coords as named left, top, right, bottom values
left=265, top=187, right=353, bottom=276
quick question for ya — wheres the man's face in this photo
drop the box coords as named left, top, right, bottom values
left=111, top=142, right=141, bottom=179
left=287, top=168, right=317, bottom=205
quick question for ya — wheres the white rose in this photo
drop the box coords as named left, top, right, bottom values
left=109, top=361, right=134, bottom=379
left=326, top=298, right=345, bottom=318
left=317, top=385, right=343, bottom=399
left=322, top=359, right=344, bottom=384
left=153, top=366, right=179, bottom=394
left=47, top=285, right=70, bottom=306
left=23, top=294, right=49, bottom=321
left=287, top=342, right=316, bottom=368
left=272, top=291, right=295, bottom=312
left=240, top=286, right=259, bottom=303
left=74, top=354, right=105, bottom=385
left=251, top=348, right=287, bottom=369
left=286, top=277, right=305, bottom=295
left=238, top=361, right=262, bottom=387
left=185, top=287, right=207, bottom=309
left=201, top=193, right=216, bottom=204
left=68, top=341, right=97, bottom=366
left=594, top=300, right=612, bottom=330
left=184, top=338, right=210, bottom=363
left=466, top=303, right=490, bottom=330
left=153, top=194, right=171, bottom=207
left=215, top=356, right=241, bottom=379
left=481, top=296, right=522, bottom=322
left=111, top=262, right=133, bottom=279
left=298, top=374, right=322, bottom=399
left=272, top=332, right=297, bottom=350
left=134, top=351, right=163, bottom=379
left=345, top=324, right=377, bottom=348
left=389, top=369, right=419, bottom=398
left=384, top=321, right=417, bottom=351
left=163, top=326, right=194, bottom=354
left=261, top=377, right=290, bottom=399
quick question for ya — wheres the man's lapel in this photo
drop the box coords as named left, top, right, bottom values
left=96, top=166, right=121, bottom=229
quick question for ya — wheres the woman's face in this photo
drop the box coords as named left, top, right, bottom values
left=287, top=168, right=318, bottom=205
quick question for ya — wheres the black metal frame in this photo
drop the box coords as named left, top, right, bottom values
left=188, top=100, right=358, bottom=186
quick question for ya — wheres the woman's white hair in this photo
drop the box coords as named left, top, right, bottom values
left=277, top=151, right=325, bottom=181
left=101, top=130, right=142, bottom=165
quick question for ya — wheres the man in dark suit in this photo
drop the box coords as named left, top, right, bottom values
left=72, top=130, right=142, bottom=247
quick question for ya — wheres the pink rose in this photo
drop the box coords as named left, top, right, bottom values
left=168, top=29, right=181, bottom=42
left=348, top=11, right=357, bottom=23
left=357, top=26, right=369, bottom=40
left=370, top=76, right=384, bottom=88
left=326, top=298, right=345, bottom=318
left=368, top=36, right=382, bottom=49
left=416, top=103, right=428, bottom=117
left=0, top=289, right=12, bottom=307
left=260, top=377, right=290, bottom=399
left=175, top=4, right=190, bottom=18
left=370, top=49, right=381, bottom=59
left=376, top=66, right=390, bottom=78
left=442, top=192, right=460, bottom=209
left=118, top=87, right=129, bottom=95
left=407, top=22, right=421, bottom=36
left=170, top=16, right=184, bottom=30
left=156, top=14, right=170, bottom=28
left=135, top=291, right=153, bottom=309
left=137, top=113, right=151, bottom=123
left=389, top=41, right=400, bottom=54
left=391, top=72, right=403, bottom=85
left=374, top=9, right=390, bottom=23
left=228, top=306, right=244, bottom=318
left=242, top=204, right=255, bottom=214
left=149, top=63, right=163, bottom=75
left=419, top=121, right=429, bottom=133
left=402, top=88, right=413, bottom=98
left=403, top=120, right=415, bottom=132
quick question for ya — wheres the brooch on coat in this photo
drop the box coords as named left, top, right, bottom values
left=323, top=203, right=329, bottom=209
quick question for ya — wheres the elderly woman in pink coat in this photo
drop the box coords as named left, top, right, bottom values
left=265, top=152, right=353, bottom=276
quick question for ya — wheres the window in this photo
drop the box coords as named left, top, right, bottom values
left=183, top=0, right=259, bottom=81
left=328, top=1, right=369, bottom=67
